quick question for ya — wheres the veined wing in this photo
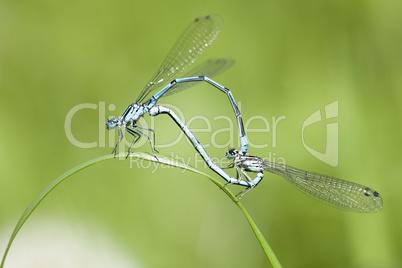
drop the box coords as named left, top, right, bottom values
left=262, top=161, right=383, bottom=213
left=161, top=58, right=234, bottom=97
left=136, top=15, right=223, bottom=102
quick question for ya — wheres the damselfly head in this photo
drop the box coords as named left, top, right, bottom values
left=225, top=148, right=238, bottom=159
left=106, top=118, right=119, bottom=129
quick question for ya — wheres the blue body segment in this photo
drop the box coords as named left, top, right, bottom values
left=149, top=105, right=255, bottom=188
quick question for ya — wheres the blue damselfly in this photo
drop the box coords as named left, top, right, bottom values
left=106, top=15, right=248, bottom=157
left=225, top=148, right=383, bottom=212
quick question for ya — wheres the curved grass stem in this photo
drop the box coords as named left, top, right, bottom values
left=1, top=153, right=281, bottom=268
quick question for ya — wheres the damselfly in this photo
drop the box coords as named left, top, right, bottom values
left=106, top=15, right=248, bottom=156
left=225, top=148, right=383, bottom=212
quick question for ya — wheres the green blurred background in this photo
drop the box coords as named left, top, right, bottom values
left=1, top=0, right=401, bottom=267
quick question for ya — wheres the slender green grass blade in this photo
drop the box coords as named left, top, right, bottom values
left=1, top=153, right=281, bottom=268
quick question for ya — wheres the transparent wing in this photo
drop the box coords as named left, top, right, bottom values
left=136, top=15, right=223, bottom=102
left=161, top=58, right=234, bottom=98
left=263, top=161, right=383, bottom=213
